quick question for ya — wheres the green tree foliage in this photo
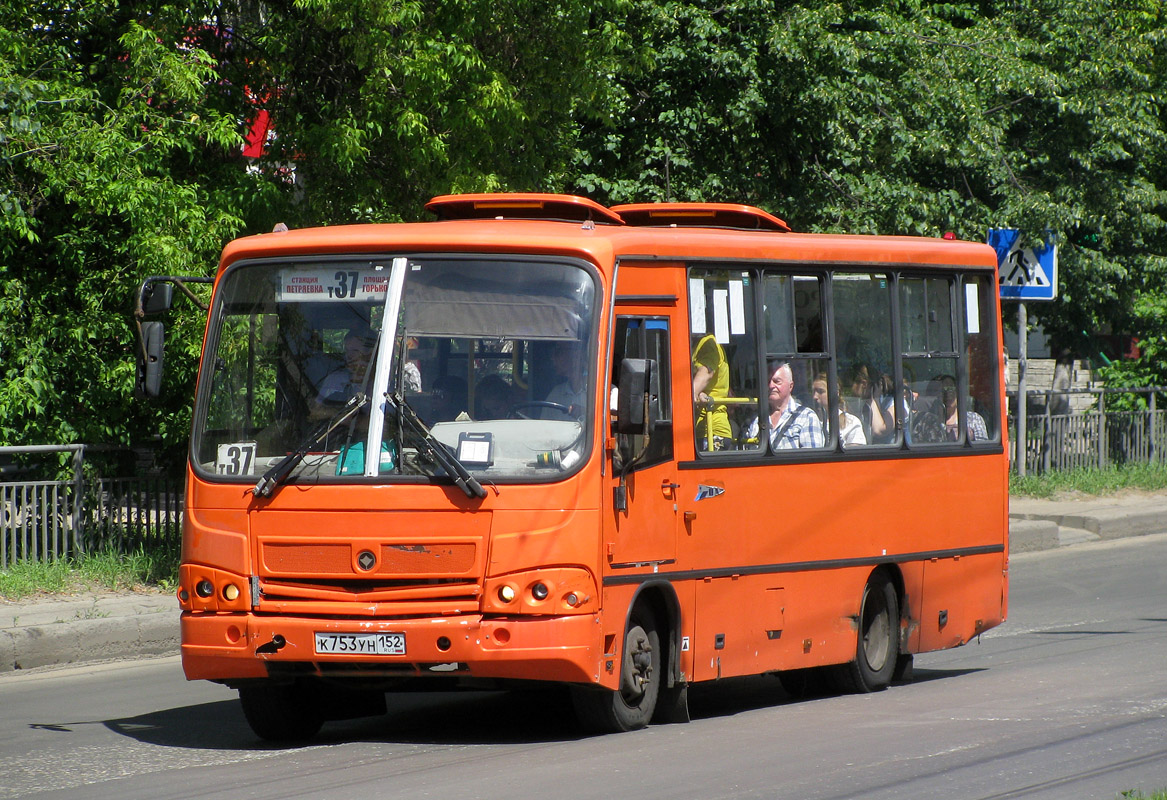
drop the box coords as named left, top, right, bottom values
left=0, top=3, right=258, bottom=454
left=572, top=0, right=1167, bottom=360
left=1, top=0, right=1164, bottom=457
left=234, top=0, right=631, bottom=225
left=0, top=0, right=626, bottom=455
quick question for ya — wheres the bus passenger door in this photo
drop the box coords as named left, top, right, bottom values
left=606, top=315, right=677, bottom=568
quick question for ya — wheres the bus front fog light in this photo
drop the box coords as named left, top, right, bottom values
left=195, top=580, right=214, bottom=598
left=565, top=592, right=579, bottom=607
left=222, top=583, right=240, bottom=602
left=531, top=582, right=549, bottom=601
left=498, top=585, right=516, bottom=603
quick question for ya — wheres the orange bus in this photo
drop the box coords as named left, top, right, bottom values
left=147, top=193, right=1008, bottom=739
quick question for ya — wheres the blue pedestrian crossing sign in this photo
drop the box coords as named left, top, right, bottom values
left=989, top=228, right=1058, bottom=301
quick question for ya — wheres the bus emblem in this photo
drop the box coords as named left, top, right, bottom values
left=357, top=550, right=377, bottom=571
left=694, top=484, right=725, bottom=501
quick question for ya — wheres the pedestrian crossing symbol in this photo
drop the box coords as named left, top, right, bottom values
left=989, top=228, right=1058, bottom=301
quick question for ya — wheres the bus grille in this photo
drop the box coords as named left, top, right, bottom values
left=261, top=541, right=477, bottom=577
left=255, top=577, right=481, bottom=618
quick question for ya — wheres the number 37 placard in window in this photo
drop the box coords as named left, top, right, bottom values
left=989, top=228, right=1058, bottom=302
left=276, top=266, right=391, bottom=302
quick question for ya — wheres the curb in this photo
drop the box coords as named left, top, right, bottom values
left=1, top=612, right=178, bottom=673
left=0, top=595, right=179, bottom=674
left=1024, top=509, right=1166, bottom=540
left=1008, top=518, right=1062, bottom=553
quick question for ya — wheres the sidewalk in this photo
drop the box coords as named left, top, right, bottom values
left=3, top=490, right=1166, bottom=675
left=1008, top=490, right=1167, bottom=552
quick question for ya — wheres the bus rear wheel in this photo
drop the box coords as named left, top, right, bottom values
left=238, top=682, right=325, bottom=742
left=833, top=572, right=899, bottom=693
left=571, top=608, right=661, bottom=733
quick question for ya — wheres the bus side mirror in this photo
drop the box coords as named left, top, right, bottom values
left=138, top=321, right=166, bottom=397
left=616, top=358, right=659, bottom=435
left=141, top=281, right=174, bottom=315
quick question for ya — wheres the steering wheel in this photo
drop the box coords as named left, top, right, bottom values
left=508, top=400, right=573, bottom=420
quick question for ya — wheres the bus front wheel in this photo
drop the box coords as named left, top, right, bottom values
left=834, top=572, right=899, bottom=693
left=238, top=682, right=325, bottom=742
left=571, top=608, right=661, bottom=733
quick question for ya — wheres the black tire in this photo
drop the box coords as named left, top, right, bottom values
left=833, top=572, right=899, bottom=693
left=571, top=607, right=661, bottom=733
left=238, top=682, right=325, bottom=742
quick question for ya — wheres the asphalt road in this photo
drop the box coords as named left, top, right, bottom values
left=2, top=534, right=1166, bottom=800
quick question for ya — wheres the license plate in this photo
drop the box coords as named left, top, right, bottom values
left=314, top=632, right=405, bottom=655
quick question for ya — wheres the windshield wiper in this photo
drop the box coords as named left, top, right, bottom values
left=387, top=392, right=486, bottom=499
left=253, top=393, right=369, bottom=498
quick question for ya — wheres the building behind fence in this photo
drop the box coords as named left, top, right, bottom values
left=0, top=445, right=182, bottom=569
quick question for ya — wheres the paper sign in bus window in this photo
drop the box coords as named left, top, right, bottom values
left=729, top=279, right=746, bottom=336
left=713, top=289, right=730, bottom=344
left=966, top=283, right=981, bottom=334
left=689, top=278, right=706, bottom=333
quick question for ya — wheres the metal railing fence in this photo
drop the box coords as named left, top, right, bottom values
left=1007, top=386, right=1167, bottom=475
left=0, top=445, right=182, bottom=569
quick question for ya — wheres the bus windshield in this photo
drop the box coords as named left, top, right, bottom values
left=192, top=255, right=597, bottom=486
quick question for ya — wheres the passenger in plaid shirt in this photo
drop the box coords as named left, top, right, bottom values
left=743, top=361, right=825, bottom=450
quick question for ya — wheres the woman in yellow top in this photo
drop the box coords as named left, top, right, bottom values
left=691, top=334, right=732, bottom=451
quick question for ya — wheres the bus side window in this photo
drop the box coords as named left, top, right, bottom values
left=689, top=269, right=759, bottom=454
left=963, top=275, right=1000, bottom=443
left=833, top=272, right=895, bottom=447
left=900, top=276, right=962, bottom=445
left=758, top=273, right=828, bottom=452
left=613, top=317, right=672, bottom=468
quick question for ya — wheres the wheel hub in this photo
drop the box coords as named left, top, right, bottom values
left=620, top=627, right=654, bottom=703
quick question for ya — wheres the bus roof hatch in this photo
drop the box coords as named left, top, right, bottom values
left=611, top=202, right=791, bottom=232
left=426, top=193, right=625, bottom=226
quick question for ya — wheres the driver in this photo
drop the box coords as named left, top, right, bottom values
left=542, top=341, right=585, bottom=419
left=312, top=329, right=374, bottom=419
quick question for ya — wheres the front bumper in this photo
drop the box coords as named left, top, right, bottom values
left=181, top=611, right=603, bottom=685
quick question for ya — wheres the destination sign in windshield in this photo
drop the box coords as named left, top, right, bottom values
left=276, top=267, right=391, bottom=302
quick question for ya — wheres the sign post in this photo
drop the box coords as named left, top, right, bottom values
left=990, top=229, right=1058, bottom=476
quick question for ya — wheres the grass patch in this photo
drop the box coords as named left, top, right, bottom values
left=1010, top=463, right=1167, bottom=499
left=1121, top=792, right=1167, bottom=800
left=0, top=540, right=180, bottom=600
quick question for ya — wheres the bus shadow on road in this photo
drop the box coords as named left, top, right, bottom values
left=686, top=666, right=986, bottom=721
left=102, top=700, right=262, bottom=750
left=101, top=668, right=986, bottom=750
left=102, top=688, right=587, bottom=750
left=906, top=666, right=986, bottom=684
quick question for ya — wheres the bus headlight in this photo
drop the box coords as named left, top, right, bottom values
left=483, top=568, right=597, bottom=616
left=179, top=565, right=249, bottom=612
